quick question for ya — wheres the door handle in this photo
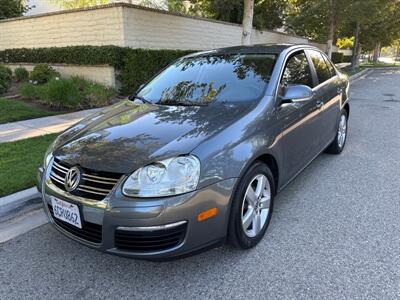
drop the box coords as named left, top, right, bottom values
left=316, top=100, right=323, bottom=109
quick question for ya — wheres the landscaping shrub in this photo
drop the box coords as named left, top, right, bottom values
left=71, top=76, right=117, bottom=107
left=19, top=82, right=46, bottom=99
left=0, top=46, right=195, bottom=94
left=29, top=63, right=60, bottom=84
left=14, top=67, right=29, bottom=82
left=20, top=77, right=116, bottom=109
left=43, top=78, right=80, bottom=108
left=331, top=52, right=344, bottom=64
left=0, top=64, right=12, bottom=94
left=20, top=82, right=38, bottom=98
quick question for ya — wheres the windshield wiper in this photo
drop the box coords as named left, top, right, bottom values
left=128, top=93, right=152, bottom=104
left=158, top=100, right=209, bottom=107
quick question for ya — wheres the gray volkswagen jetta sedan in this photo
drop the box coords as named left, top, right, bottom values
left=37, top=44, right=349, bottom=259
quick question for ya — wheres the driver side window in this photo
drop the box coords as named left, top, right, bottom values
left=281, top=51, right=313, bottom=88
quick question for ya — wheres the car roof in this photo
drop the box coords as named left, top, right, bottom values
left=185, top=43, right=320, bottom=58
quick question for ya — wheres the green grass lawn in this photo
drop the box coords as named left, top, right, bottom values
left=0, top=134, right=57, bottom=197
left=341, top=65, right=364, bottom=76
left=359, top=61, right=398, bottom=68
left=0, top=98, right=60, bottom=124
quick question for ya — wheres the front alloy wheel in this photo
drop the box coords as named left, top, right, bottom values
left=228, top=162, right=274, bottom=249
left=241, top=174, right=271, bottom=238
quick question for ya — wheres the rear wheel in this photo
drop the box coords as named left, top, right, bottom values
left=326, top=110, right=348, bottom=154
left=228, top=162, right=274, bottom=249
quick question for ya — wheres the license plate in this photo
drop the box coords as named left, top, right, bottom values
left=51, top=197, right=82, bottom=229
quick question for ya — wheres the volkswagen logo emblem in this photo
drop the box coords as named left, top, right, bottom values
left=64, top=166, right=81, bottom=192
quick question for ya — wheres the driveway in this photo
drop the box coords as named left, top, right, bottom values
left=1, top=69, right=399, bottom=299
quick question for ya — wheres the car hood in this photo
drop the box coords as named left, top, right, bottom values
left=53, top=100, right=249, bottom=174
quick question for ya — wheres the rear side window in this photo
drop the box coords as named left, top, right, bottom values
left=322, top=54, right=337, bottom=77
left=281, top=51, right=313, bottom=88
left=308, top=50, right=332, bottom=84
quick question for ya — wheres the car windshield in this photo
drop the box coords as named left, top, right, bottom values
left=137, top=53, right=277, bottom=106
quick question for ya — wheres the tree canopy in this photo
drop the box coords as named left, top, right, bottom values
left=168, top=0, right=287, bottom=30
left=286, top=0, right=400, bottom=49
left=0, top=0, right=30, bottom=19
left=48, top=0, right=109, bottom=9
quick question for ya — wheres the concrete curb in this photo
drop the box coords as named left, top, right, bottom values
left=0, top=208, right=47, bottom=243
left=0, top=187, right=40, bottom=218
left=349, top=66, right=400, bottom=82
left=349, top=68, right=371, bottom=81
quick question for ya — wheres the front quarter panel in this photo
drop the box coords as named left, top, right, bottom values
left=192, top=96, right=282, bottom=189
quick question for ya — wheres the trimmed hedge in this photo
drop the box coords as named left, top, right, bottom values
left=119, top=48, right=194, bottom=94
left=0, top=46, right=125, bottom=69
left=331, top=52, right=344, bottom=64
left=343, top=55, right=352, bottom=63
left=0, top=46, right=194, bottom=94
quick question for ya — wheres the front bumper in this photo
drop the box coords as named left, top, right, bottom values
left=37, top=165, right=237, bottom=259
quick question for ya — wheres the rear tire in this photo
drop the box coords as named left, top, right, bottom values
left=228, top=162, right=274, bottom=249
left=326, top=109, right=348, bottom=154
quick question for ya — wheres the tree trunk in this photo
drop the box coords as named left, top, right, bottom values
left=373, top=42, right=381, bottom=62
left=351, top=20, right=360, bottom=72
left=242, top=0, right=254, bottom=45
left=182, top=0, right=191, bottom=13
left=326, top=0, right=337, bottom=58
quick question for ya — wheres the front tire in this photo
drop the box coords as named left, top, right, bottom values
left=228, top=162, right=274, bottom=249
left=326, top=109, right=348, bottom=154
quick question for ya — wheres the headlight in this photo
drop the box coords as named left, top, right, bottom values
left=122, top=155, right=200, bottom=198
left=43, top=136, right=60, bottom=169
left=43, top=149, right=53, bottom=169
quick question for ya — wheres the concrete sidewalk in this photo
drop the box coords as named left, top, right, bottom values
left=0, top=108, right=101, bottom=143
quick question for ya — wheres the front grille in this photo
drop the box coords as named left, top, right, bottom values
left=48, top=205, right=102, bottom=243
left=115, top=223, right=187, bottom=252
left=50, top=158, right=122, bottom=201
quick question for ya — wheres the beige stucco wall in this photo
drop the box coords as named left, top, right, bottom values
left=122, top=7, right=315, bottom=50
left=122, top=7, right=243, bottom=49
left=0, top=4, right=327, bottom=51
left=0, top=6, right=125, bottom=50
left=252, top=29, right=309, bottom=45
left=338, top=49, right=353, bottom=56
left=5, top=63, right=117, bottom=87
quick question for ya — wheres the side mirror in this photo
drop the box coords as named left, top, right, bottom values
left=280, top=85, right=313, bottom=105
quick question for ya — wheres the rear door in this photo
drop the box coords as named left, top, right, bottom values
left=277, top=50, right=323, bottom=183
left=306, top=50, right=342, bottom=147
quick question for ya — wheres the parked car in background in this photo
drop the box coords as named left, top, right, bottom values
left=37, top=44, right=350, bottom=259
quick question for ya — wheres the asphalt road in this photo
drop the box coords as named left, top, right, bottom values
left=1, top=69, right=399, bottom=299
